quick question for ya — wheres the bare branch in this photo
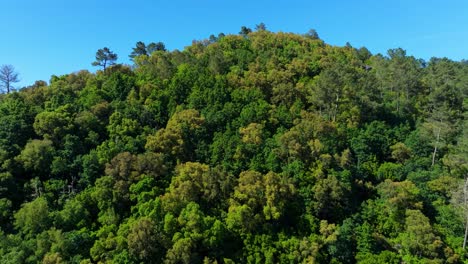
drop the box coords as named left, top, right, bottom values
left=0, top=64, right=20, bottom=93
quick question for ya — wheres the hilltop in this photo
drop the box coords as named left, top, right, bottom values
left=0, top=28, right=467, bottom=263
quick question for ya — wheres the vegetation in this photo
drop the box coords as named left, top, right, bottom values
left=0, top=26, right=467, bottom=263
left=0, top=64, right=19, bottom=93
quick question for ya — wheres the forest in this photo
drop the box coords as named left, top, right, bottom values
left=0, top=26, right=467, bottom=263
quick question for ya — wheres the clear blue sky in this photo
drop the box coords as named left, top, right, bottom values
left=1, top=0, right=467, bottom=87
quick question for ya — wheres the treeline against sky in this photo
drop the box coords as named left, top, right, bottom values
left=0, top=27, right=467, bottom=263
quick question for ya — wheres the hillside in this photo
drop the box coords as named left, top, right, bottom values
left=0, top=29, right=467, bottom=263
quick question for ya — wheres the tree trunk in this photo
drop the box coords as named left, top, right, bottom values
left=396, top=93, right=400, bottom=115
left=463, top=218, right=468, bottom=250
left=463, top=177, right=468, bottom=249
left=432, top=127, right=441, bottom=166
left=333, top=94, right=339, bottom=122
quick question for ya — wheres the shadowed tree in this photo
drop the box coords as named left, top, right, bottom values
left=305, top=29, right=319, bottom=39
left=130, top=41, right=166, bottom=60
left=0, top=65, right=19, bottom=93
left=147, top=42, right=166, bottom=54
left=129, top=41, right=147, bottom=59
left=239, top=26, right=252, bottom=37
left=92, top=47, right=118, bottom=70
left=255, top=23, right=267, bottom=31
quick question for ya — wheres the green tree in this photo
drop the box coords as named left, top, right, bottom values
left=424, top=57, right=465, bottom=116
left=14, top=197, right=50, bottom=236
left=33, top=104, right=74, bottom=142
left=397, top=209, right=442, bottom=260
left=443, top=118, right=468, bottom=178
left=372, top=48, right=423, bottom=117
left=100, top=65, right=135, bottom=101
left=147, top=41, right=166, bottom=53
left=127, top=217, right=162, bottom=262
left=0, top=198, right=12, bottom=228
left=239, top=26, right=252, bottom=37
left=42, top=252, right=65, bottom=264
left=0, top=93, right=35, bottom=156
left=129, top=41, right=148, bottom=59
left=146, top=108, right=205, bottom=161
left=421, top=105, right=456, bottom=166
left=16, top=139, right=54, bottom=177
left=92, top=47, right=118, bottom=69
left=226, top=170, right=295, bottom=232
left=312, top=174, right=349, bottom=222
left=162, top=162, right=231, bottom=214
left=130, top=41, right=166, bottom=60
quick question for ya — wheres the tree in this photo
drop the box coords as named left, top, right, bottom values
left=42, top=252, right=65, bottom=264
left=16, top=139, right=54, bottom=177
left=33, top=105, right=74, bottom=142
left=462, top=178, right=468, bottom=250
left=129, top=41, right=147, bottom=59
left=421, top=105, right=455, bottom=166
left=313, top=175, right=349, bottom=221
left=305, top=29, right=319, bottom=39
left=255, top=23, right=267, bottom=31
left=397, top=209, right=442, bottom=260
left=424, top=58, right=464, bottom=116
left=147, top=42, right=166, bottom=54
left=92, top=47, right=118, bottom=69
left=0, top=65, right=19, bottom=93
left=161, top=162, right=230, bottom=214
left=130, top=41, right=166, bottom=60
left=445, top=120, right=468, bottom=249
left=226, top=170, right=295, bottom=231
left=373, top=48, right=422, bottom=116
left=145, top=108, right=205, bottom=160
left=127, top=217, right=162, bottom=262
left=449, top=131, right=468, bottom=249
left=239, top=26, right=252, bottom=37
left=14, top=197, right=50, bottom=236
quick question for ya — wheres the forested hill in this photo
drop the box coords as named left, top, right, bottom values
left=0, top=28, right=467, bottom=263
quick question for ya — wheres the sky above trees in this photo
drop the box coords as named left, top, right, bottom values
left=1, top=0, right=467, bottom=87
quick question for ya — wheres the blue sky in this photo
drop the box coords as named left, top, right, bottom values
left=1, top=0, right=467, bottom=87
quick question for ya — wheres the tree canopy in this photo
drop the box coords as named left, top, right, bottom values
left=92, top=47, right=118, bottom=69
left=0, top=26, right=466, bottom=263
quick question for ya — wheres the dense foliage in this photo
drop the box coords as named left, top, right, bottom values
left=0, top=28, right=467, bottom=263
